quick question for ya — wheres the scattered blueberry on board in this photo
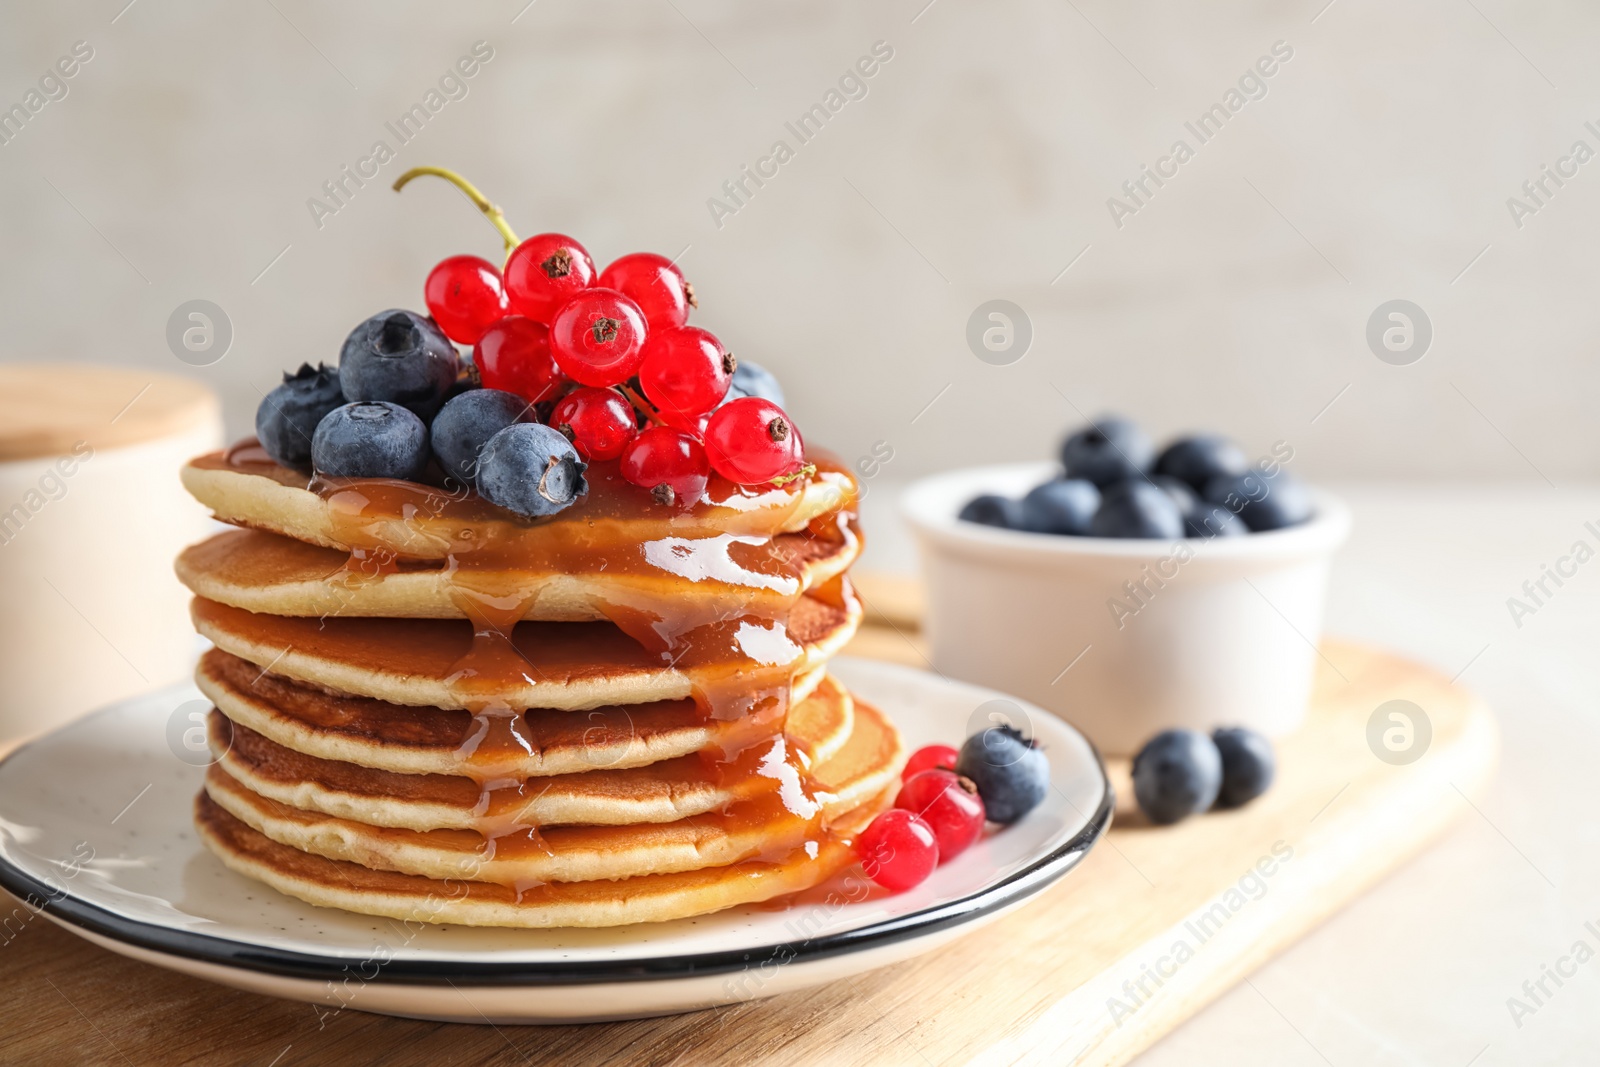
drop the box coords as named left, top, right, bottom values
left=959, top=415, right=1311, bottom=539
left=1211, top=727, right=1277, bottom=808
left=1131, top=729, right=1222, bottom=825
left=1131, top=726, right=1274, bottom=825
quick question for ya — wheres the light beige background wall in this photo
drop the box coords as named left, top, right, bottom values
left=1, top=0, right=1594, bottom=482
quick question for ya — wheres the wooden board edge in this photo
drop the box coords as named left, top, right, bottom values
left=970, top=688, right=1499, bottom=1067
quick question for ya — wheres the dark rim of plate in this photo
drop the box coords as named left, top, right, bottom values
left=0, top=711, right=1113, bottom=988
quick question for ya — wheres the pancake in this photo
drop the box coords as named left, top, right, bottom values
left=180, top=446, right=857, bottom=561
left=175, top=523, right=859, bottom=623
left=196, top=785, right=889, bottom=928
left=182, top=435, right=881, bottom=927
left=197, top=648, right=844, bottom=779
left=203, top=699, right=903, bottom=887
left=207, top=681, right=856, bottom=830
left=191, top=587, right=861, bottom=712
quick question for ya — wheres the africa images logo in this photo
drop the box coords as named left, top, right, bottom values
left=305, top=42, right=495, bottom=230
left=705, top=41, right=895, bottom=229
left=1105, top=41, right=1294, bottom=229
left=0, top=40, right=94, bottom=147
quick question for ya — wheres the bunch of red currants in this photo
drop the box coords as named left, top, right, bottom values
left=422, top=237, right=804, bottom=505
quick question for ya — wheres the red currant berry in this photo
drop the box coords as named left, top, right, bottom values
left=902, top=744, right=960, bottom=783
left=619, top=426, right=710, bottom=507
left=474, top=317, right=568, bottom=404
left=597, top=252, right=695, bottom=331
left=856, top=809, right=939, bottom=891
left=702, top=397, right=804, bottom=484
left=895, top=770, right=985, bottom=863
left=548, top=288, right=649, bottom=387
left=549, top=387, right=638, bottom=461
left=504, top=234, right=595, bottom=322
left=425, top=255, right=509, bottom=344
left=637, top=327, right=734, bottom=427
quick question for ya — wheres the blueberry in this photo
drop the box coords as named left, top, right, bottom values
left=1018, top=479, right=1099, bottom=535
left=338, top=310, right=459, bottom=420
left=1211, top=728, right=1275, bottom=808
left=1089, top=481, right=1184, bottom=539
left=956, top=726, right=1049, bottom=825
left=1185, top=503, right=1249, bottom=539
left=476, top=423, right=589, bottom=519
left=1131, top=729, right=1222, bottom=825
left=311, top=402, right=429, bottom=480
left=430, top=389, right=534, bottom=488
left=255, top=362, right=344, bottom=471
left=723, top=360, right=785, bottom=407
left=958, top=493, right=1021, bottom=529
left=1203, top=468, right=1313, bottom=532
left=1150, top=474, right=1199, bottom=518
left=1059, top=416, right=1153, bottom=487
left=1154, top=435, right=1247, bottom=492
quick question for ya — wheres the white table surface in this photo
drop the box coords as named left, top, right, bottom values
left=860, top=480, right=1598, bottom=1067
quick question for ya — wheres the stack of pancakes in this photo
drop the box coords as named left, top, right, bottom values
left=174, top=443, right=902, bottom=928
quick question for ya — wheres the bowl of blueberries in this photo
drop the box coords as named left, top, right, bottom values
left=901, top=416, right=1350, bottom=756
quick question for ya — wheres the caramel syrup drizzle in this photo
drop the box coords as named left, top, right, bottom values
left=206, top=441, right=861, bottom=895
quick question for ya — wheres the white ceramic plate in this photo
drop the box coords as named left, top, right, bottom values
left=0, top=657, right=1110, bottom=1024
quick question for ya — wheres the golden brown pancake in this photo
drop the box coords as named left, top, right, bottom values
left=182, top=441, right=881, bottom=928
left=195, top=648, right=842, bottom=779
left=196, top=786, right=889, bottom=929
left=207, top=680, right=856, bottom=830
left=175, top=524, right=859, bottom=623
left=180, top=447, right=857, bottom=560
left=190, top=589, right=861, bottom=712
left=203, top=698, right=902, bottom=887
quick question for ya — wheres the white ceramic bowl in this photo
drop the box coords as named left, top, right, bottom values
left=901, top=462, right=1351, bottom=756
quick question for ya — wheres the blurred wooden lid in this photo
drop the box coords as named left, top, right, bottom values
left=0, top=364, right=221, bottom=461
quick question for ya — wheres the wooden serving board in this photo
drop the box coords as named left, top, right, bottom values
left=0, top=579, right=1495, bottom=1067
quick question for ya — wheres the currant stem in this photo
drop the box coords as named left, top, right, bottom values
left=616, top=384, right=666, bottom=427
left=392, top=166, right=521, bottom=254
left=770, top=463, right=816, bottom=487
